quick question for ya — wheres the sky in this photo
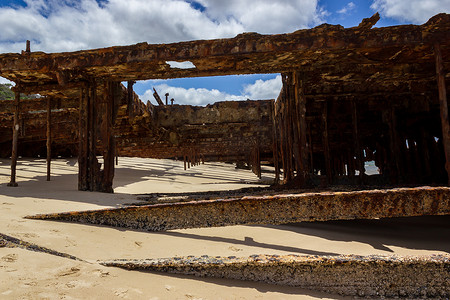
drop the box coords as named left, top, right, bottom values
left=0, top=0, right=449, bottom=105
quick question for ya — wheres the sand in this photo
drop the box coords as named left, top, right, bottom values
left=0, top=157, right=449, bottom=299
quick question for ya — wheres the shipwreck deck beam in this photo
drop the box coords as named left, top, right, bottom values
left=26, top=186, right=450, bottom=231
left=0, top=14, right=448, bottom=87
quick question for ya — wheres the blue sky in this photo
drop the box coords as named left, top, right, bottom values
left=0, top=0, right=449, bottom=105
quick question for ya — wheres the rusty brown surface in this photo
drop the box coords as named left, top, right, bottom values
left=115, top=100, right=274, bottom=162
left=0, top=13, right=449, bottom=191
left=0, top=97, right=273, bottom=166
left=100, top=253, right=450, bottom=298
left=0, top=14, right=448, bottom=97
left=26, top=186, right=450, bottom=231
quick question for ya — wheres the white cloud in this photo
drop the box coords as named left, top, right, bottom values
left=337, top=2, right=356, bottom=15
left=0, top=77, right=14, bottom=85
left=243, top=75, right=282, bottom=100
left=141, top=75, right=282, bottom=106
left=371, top=0, right=450, bottom=24
left=0, top=0, right=325, bottom=53
left=142, top=83, right=243, bottom=106
left=197, top=0, right=326, bottom=33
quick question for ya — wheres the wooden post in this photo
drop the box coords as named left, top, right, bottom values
left=7, top=88, right=20, bottom=187
left=322, top=101, right=332, bottom=183
left=46, top=97, right=52, bottom=181
left=434, top=43, right=450, bottom=185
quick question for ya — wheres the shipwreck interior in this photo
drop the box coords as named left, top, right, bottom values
left=0, top=12, right=448, bottom=193
left=1, top=12, right=450, bottom=298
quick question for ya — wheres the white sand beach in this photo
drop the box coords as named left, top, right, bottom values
left=1, top=157, right=449, bottom=299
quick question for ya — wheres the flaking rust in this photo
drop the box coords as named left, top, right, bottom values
left=100, top=253, right=450, bottom=298
left=0, top=13, right=449, bottom=191
left=26, top=186, right=450, bottom=231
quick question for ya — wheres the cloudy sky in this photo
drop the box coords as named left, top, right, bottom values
left=0, top=0, right=449, bottom=105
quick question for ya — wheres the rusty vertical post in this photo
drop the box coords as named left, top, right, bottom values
left=283, top=74, right=293, bottom=181
left=252, top=141, right=262, bottom=179
left=188, top=150, right=191, bottom=168
left=410, top=139, right=422, bottom=183
left=115, top=143, right=119, bottom=166
left=7, top=88, right=20, bottom=187
left=322, top=101, right=332, bottom=183
left=294, top=72, right=308, bottom=185
left=88, top=83, right=96, bottom=189
left=347, top=149, right=355, bottom=178
left=387, top=104, right=402, bottom=184
left=127, top=80, right=135, bottom=118
left=100, top=80, right=117, bottom=193
left=419, top=129, right=432, bottom=180
left=271, top=99, right=280, bottom=184
left=434, top=43, right=450, bottom=185
left=278, top=83, right=287, bottom=182
left=46, top=97, right=52, bottom=181
left=308, top=124, right=314, bottom=174
left=351, top=99, right=365, bottom=183
left=78, top=83, right=89, bottom=190
left=290, top=72, right=301, bottom=177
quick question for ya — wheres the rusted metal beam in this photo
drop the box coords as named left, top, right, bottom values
left=0, top=233, right=81, bottom=261
left=434, top=43, right=450, bottom=185
left=14, top=82, right=82, bottom=98
left=78, top=84, right=89, bottom=190
left=351, top=99, right=365, bottom=183
left=46, top=97, right=51, bottom=181
left=98, top=81, right=118, bottom=193
left=322, top=101, right=332, bottom=183
left=152, top=88, right=164, bottom=106
left=271, top=100, right=280, bottom=184
left=127, top=80, right=135, bottom=118
left=26, top=186, right=450, bottom=231
left=88, top=82, right=98, bottom=190
left=294, top=72, right=309, bottom=185
left=0, top=14, right=448, bottom=85
left=7, top=88, right=20, bottom=187
left=101, top=253, right=450, bottom=298
left=387, top=104, right=402, bottom=183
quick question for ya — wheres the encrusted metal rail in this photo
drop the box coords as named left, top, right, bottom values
left=100, top=254, right=450, bottom=298
left=0, top=233, right=81, bottom=261
left=26, top=186, right=450, bottom=231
